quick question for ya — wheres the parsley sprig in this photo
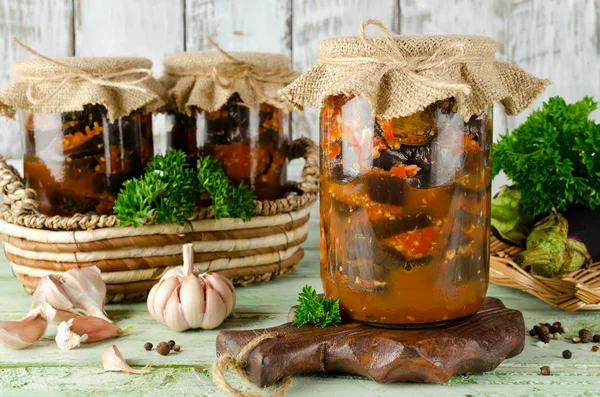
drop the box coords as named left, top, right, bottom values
left=292, top=285, right=341, bottom=328
left=492, top=96, right=600, bottom=216
left=114, top=150, right=255, bottom=227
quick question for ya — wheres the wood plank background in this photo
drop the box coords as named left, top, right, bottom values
left=0, top=0, right=598, bottom=172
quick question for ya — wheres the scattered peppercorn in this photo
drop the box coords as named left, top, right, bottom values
left=144, top=342, right=153, bottom=351
left=572, top=336, right=581, bottom=344
left=592, top=345, right=599, bottom=352
left=557, top=326, right=565, bottom=334
left=549, top=326, right=558, bottom=334
left=168, top=340, right=176, bottom=349
left=562, top=350, right=572, bottom=359
left=540, top=333, right=551, bottom=343
left=538, top=326, right=550, bottom=337
left=552, top=321, right=562, bottom=328
left=579, top=329, right=593, bottom=343
left=157, top=341, right=171, bottom=356
left=562, top=326, right=570, bottom=333
left=529, top=329, right=536, bottom=337
left=553, top=332, right=561, bottom=340
left=540, top=366, right=551, bottom=376
left=173, top=345, right=181, bottom=352
left=593, top=334, right=600, bottom=343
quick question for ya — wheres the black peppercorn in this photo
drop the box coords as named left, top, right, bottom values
left=144, top=342, right=153, bottom=351
left=549, top=326, right=558, bottom=334
left=173, top=345, right=181, bottom=352
left=533, top=325, right=540, bottom=335
left=593, top=334, right=600, bottom=343
left=540, top=366, right=551, bottom=376
left=538, top=326, right=550, bottom=337
left=529, top=329, right=536, bottom=337
left=168, top=340, right=176, bottom=349
left=579, top=329, right=593, bottom=343
left=562, top=350, right=572, bottom=359
left=157, top=341, right=171, bottom=356
left=540, top=333, right=551, bottom=343
left=557, top=326, right=565, bottom=334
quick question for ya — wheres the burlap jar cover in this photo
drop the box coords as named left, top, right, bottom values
left=282, top=20, right=550, bottom=119
left=161, top=38, right=299, bottom=114
left=0, top=39, right=168, bottom=122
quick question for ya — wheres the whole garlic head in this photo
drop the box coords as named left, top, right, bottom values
left=147, top=244, right=236, bottom=331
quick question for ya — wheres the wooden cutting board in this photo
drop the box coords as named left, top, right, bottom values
left=216, top=297, right=524, bottom=387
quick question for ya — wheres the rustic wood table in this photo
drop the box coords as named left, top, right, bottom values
left=1, top=219, right=600, bottom=396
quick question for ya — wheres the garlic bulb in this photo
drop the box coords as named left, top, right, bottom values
left=31, top=266, right=110, bottom=323
left=147, top=243, right=236, bottom=331
left=0, top=307, right=50, bottom=349
left=56, top=316, right=124, bottom=350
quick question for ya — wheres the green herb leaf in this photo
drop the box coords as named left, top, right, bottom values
left=292, top=285, right=341, bottom=328
left=114, top=150, right=256, bottom=227
left=492, top=96, right=600, bottom=215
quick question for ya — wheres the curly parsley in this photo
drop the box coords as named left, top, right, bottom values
left=292, top=285, right=341, bottom=328
left=114, top=150, right=255, bottom=227
left=492, top=96, right=600, bottom=216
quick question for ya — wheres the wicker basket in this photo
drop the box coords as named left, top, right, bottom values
left=490, top=236, right=600, bottom=311
left=0, top=138, right=319, bottom=303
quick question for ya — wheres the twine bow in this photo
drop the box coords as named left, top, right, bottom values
left=212, top=333, right=292, bottom=397
left=13, top=37, right=152, bottom=105
left=166, top=36, right=299, bottom=109
left=320, top=19, right=480, bottom=96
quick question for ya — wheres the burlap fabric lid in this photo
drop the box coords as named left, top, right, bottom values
left=282, top=20, right=550, bottom=120
left=0, top=40, right=168, bottom=122
left=162, top=43, right=298, bottom=115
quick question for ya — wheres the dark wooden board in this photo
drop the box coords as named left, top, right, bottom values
left=216, top=297, right=524, bottom=387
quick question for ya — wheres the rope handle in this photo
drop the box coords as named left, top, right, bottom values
left=0, top=156, right=38, bottom=216
left=286, top=137, right=319, bottom=195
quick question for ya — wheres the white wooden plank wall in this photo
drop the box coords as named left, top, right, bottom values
left=0, top=0, right=598, bottom=165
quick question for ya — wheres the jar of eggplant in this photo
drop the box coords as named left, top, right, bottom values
left=0, top=56, right=167, bottom=216
left=162, top=51, right=297, bottom=201
left=282, top=21, right=550, bottom=325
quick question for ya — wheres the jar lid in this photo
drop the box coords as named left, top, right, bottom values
left=0, top=41, right=168, bottom=122
left=162, top=44, right=298, bottom=114
left=282, top=20, right=550, bottom=120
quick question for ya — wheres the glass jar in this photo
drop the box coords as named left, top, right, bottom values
left=20, top=104, right=154, bottom=216
left=167, top=94, right=289, bottom=201
left=320, top=95, right=492, bottom=326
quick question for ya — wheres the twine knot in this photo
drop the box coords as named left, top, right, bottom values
left=12, top=37, right=152, bottom=105
left=319, top=19, right=483, bottom=96
left=212, top=333, right=292, bottom=397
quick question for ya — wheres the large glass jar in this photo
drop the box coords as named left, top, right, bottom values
left=20, top=104, right=154, bottom=216
left=167, top=94, right=289, bottom=201
left=320, top=95, right=492, bottom=326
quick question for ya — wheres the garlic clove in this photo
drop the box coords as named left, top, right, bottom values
left=69, top=316, right=123, bottom=344
left=200, top=285, right=228, bottom=330
left=179, top=275, right=205, bottom=328
left=163, top=286, right=191, bottom=332
left=102, top=344, right=149, bottom=374
left=150, top=277, right=180, bottom=323
left=36, top=275, right=75, bottom=312
left=60, top=266, right=110, bottom=322
left=204, top=273, right=236, bottom=317
left=55, top=319, right=88, bottom=350
left=0, top=307, right=48, bottom=349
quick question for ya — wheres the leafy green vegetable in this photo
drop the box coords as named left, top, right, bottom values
left=492, top=96, right=600, bottom=216
left=292, top=285, right=341, bottom=328
left=114, top=150, right=255, bottom=227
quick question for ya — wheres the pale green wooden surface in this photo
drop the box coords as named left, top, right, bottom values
left=1, top=221, right=600, bottom=397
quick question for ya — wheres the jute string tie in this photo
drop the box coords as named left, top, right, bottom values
left=319, top=19, right=489, bottom=96
left=212, top=333, right=292, bottom=397
left=165, top=36, right=299, bottom=109
left=13, top=37, right=152, bottom=105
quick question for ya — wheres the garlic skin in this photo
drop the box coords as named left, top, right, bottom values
left=31, top=266, right=110, bottom=323
left=0, top=307, right=49, bottom=349
left=102, top=345, right=149, bottom=374
left=147, top=243, right=236, bottom=331
left=56, top=316, right=123, bottom=350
